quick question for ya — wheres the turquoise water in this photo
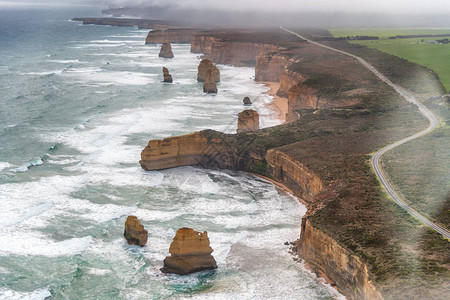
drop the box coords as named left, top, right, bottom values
left=0, top=6, right=342, bottom=299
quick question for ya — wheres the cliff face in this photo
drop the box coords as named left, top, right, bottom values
left=299, top=219, right=383, bottom=300
left=277, top=69, right=305, bottom=98
left=255, top=53, right=290, bottom=82
left=139, top=131, right=234, bottom=171
left=265, top=149, right=322, bottom=203
left=237, top=110, right=260, bottom=133
left=191, top=34, right=279, bottom=67
left=146, top=29, right=197, bottom=44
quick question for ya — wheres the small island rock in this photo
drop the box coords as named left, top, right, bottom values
left=237, top=109, right=260, bottom=133
left=203, top=68, right=218, bottom=93
left=243, top=96, right=252, bottom=105
left=124, top=215, right=148, bottom=247
left=159, top=42, right=174, bottom=58
left=161, top=227, right=217, bottom=275
left=197, top=59, right=220, bottom=82
left=162, top=67, right=173, bottom=83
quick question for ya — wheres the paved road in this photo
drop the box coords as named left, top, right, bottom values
left=281, top=27, right=450, bottom=239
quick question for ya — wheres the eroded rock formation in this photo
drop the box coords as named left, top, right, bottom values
left=243, top=96, right=252, bottom=105
left=255, top=53, right=290, bottom=82
left=197, top=59, right=220, bottom=82
left=124, top=216, right=148, bottom=246
left=162, top=67, right=173, bottom=83
left=161, top=227, right=218, bottom=275
left=237, top=109, right=260, bottom=133
left=159, top=42, right=174, bottom=58
left=203, top=68, right=218, bottom=93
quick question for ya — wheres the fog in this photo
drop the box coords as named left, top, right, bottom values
left=2, top=0, right=450, bottom=14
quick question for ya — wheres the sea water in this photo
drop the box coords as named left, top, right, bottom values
left=0, top=6, right=343, bottom=300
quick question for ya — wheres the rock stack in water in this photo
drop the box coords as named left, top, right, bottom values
left=161, top=227, right=217, bottom=275
left=159, top=42, right=174, bottom=58
left=197, top=59, right=220, bottom=82
left=243, top=96, right=252, bottom=105
left=124, top=216, right=148, bottom=246
left=237, top=109, right=260, bottom=133
left=203, top=68, right=218, bottom=93
left=162, top=67, right=173, bottom=83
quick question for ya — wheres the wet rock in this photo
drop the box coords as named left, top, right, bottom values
left=197, top=59, right=220, bottom=82
left=237, top=109, right=259, bottom=133
left=284, top=241, right=289, bottom=246
left=203, top=68, right=218, bottom=93
left=124, top=216, right=148, bottom=246
left=243, top=96, right=252, bottom=105
left=159, top=42, right=174, bottom=58
left=162, top=67, right=173, bottom=83
left=161, top=227, right=217, bottom=275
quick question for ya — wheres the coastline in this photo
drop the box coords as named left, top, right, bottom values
left=261, top=81, right=288, bottom=123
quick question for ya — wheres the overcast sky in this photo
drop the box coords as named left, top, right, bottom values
left=1, top=0, right=450, bottom=14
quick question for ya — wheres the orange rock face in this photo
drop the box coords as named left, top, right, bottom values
left=197, top=59, right=220, bottom=82
left=161, top=227, right=217, bottom=275
left=237, top=109, right=259, bottom=133
left=255, top=53, right=289, bottom=82
left=159, top=42, right=174, bottom=58
left=124, top=216, right=148, bottom=247
left=203, top=68, right=218, bottom=93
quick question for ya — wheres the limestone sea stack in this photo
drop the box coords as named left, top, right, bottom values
left=237, top=109, right=260, bottom=133
left=124, top=216, right=148, bottom=247
left=159, top=42, right=174, bottom=58
left=162, top=67, right=173, bottom=83
left=243, top=96, right=252, bottom=105
left=197, top=59, right=220, bottom=82
left=203, top=68, right=218, bottom=93
left=161, top=227, right=217, bottom=275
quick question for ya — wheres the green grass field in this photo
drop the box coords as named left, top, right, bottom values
left=329, top=29, right=450, bottom=91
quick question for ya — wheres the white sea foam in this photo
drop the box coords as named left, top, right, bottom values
left=0, top=233, right=92, bottom=257
left=46, top=59, right=81, bottom=64
left=0, top=162, right=12, bottom=171
left=86, top=268, right=112, bottom=276
left=0, top=288, right=51, bottom=300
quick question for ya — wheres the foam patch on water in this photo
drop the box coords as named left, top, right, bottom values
left=0, top=233, right=92, bottom=257
left=0, top=288, right=51, bottom=300
left=0, top=162, right=12, bottom=171
left=86, top=268, right=112, bottom=276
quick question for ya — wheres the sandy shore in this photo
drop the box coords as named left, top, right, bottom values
left=261, top=81, right=288, bottom=123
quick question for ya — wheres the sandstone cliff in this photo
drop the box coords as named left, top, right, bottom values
left=139, top=131, right=234, bottom=171
left=237, top=110, right=260, bottom=133
left=146, top=29, right=197, bottom=44
left=191, top=33, right=279, bottom=67
left=197, top=59, right=220, bottom=82
left=161, top=227, right=218, bottom=275
left=298, top=219, right=382, bottom=300
left=159, top=43, right=174, bottom=58
left=255, top=53, right=290, bottom=82
left=265, top=149, right=322, bottom=203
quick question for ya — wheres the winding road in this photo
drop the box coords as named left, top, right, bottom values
left=281, top=27, right=450, bottom=239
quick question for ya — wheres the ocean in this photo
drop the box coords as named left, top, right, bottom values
left=0, top=6, right=342, bottom=299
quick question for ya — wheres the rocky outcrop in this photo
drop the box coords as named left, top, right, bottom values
left=159, top=43, right=174, bottom=58
left=266, top=149, right=322, bottom=203
left=191, top=34, right=218, bottom=54
left=162, top=67, right=173, bottom=83
left=161, top=227, right=218, bottom=275
left=139, top=131, right=234, bottom=171
left=298, top=219, right=382, bottom=300
left=197, top=59, right=220, bottom=82
left=243, top=97, right=252, bottom=105
left=124, top=216, right=148, bottom=247
left=72, top=18, right=174, bottom=28
left=255, top=53, right=290, bottom=82
left=203, top=68, right=218, bottom=93
left=237, top=110, right=260, bottom=133
left=146, top=29, right=197, bottom=44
